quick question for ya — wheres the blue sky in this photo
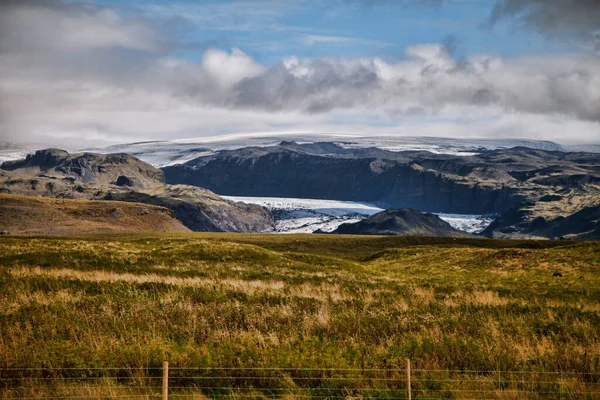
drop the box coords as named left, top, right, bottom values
left=88, top=0, right=573, bottom=63
left=1, top=0, right=599, bottom=146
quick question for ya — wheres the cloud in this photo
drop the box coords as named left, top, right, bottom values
left=489, top=0, right=600, bottom=53
left=202, top=48, right=264, bottom=88
left=0, top=0, right=160, bottom=54
left=489, top=0, right=600, bottom=37
left=0, top=0, right=599, bottom=147
left=223, top=46, right=600, bottom=123
left=143, top=1, right=306, bottom=33
left=346, top=0, right=600, bottom=49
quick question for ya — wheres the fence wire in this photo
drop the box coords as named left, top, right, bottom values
left=1, top=366, right=600, bottom=400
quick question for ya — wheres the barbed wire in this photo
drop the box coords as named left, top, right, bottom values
left=1, top=366, right=599, bottom=399
left=2, top=366, right=600, bottom=374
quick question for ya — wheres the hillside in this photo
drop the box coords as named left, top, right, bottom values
left=0, top=233, right=598, bottom=399
left=330, top=208, right=470, bottom=237
left=0, top=149, right=275, bottom=233
left=0, top=194, right=190, bottom=234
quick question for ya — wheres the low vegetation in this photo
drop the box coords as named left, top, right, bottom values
left=0, top=194, right=190, bottom=234
left=0, top=233, right=599, bottom=399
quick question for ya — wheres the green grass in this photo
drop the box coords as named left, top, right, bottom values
left=0, top=233, right=599, bottom=399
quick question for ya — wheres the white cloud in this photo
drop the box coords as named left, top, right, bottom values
left=202, top=48, right=265, bottom=88
left=0, top=1, right=159, bottom=53
left=0, top=0, right=599, bottom=148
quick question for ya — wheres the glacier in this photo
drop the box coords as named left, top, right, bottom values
left=0, top=134, right=573, bottom=167
left=223, top=196, right=494, bottom=234
left=90, top=134, right=568, bottom=167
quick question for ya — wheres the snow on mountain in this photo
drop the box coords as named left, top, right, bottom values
left=91, top=133, right=568, bottom=167
left=0, top=143, right=37, bottom=165
left=0, top=134, right=575, bottom=167
left=223, top=196, right=494, bottom=234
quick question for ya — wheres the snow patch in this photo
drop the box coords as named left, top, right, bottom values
left=433, top=213, right=495, bottom=234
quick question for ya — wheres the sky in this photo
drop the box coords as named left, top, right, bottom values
left=0, top=0, right=599, bottom=147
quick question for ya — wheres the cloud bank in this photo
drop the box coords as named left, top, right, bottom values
left=0, top=0, right=599, bottom=147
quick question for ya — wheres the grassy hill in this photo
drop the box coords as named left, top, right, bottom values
left=0, top=194, right=190, bottom=234
left=0, top=233, right=599, bottom=398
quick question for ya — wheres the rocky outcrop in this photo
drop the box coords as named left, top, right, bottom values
left=2, top=148, right=164, bottom=188
left=0, top=150, right=275, bottom=233
left=105, top=185, right=274, bottom=232
left=329, top=208, right=469, bottom=237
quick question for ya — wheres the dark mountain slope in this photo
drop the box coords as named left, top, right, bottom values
left=484, top=203, right=600, bottom=240
left=164, top=143, right=525, bottom=214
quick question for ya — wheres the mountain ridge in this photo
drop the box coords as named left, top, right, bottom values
left=163, top=141, right=600, bottom=239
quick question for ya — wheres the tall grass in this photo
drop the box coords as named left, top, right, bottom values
left=0, top=234, right=599, bottom=398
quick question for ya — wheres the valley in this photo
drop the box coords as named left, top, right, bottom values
left=164, top=141, right=600, bottom=239
left=223, top=196, right=494, bottom=234
left=3, top=0, right=600, bottom=398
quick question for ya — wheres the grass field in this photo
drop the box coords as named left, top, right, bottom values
left=1, top=233, right=599, bottom=399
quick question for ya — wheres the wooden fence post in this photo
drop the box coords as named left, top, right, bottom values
left=406, top=359, right=411, bottom=400
left=163, top=361, right=169, bottom=400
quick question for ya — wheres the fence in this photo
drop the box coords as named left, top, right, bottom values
left=1, top=361, right=600, bottom=400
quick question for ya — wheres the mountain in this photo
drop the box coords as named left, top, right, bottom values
left=0, top=149, right=275, bottom=233
left=104, top=185, right=276, bottom=232
left=328, top=208, right=469, bottom=237
left=163, top=142, right=517, bottom=214
left=83, top=135, right=569, bottom=167
left=163, top=141, right=600, bottom=239
left=0, top=194, right=190, bottom=234
left=1, top=148, right=164, bottom=188
left=484, top=203, right=600, bottom=240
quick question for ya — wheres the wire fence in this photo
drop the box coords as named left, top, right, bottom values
left=1, top=362, right=600, bottom=400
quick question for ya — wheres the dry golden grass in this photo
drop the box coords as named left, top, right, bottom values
left=0, top=233, right=599, bottom=399
left=9, top=267, right=287, bottom=294
left=0, top=194, right=190, bottom=234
